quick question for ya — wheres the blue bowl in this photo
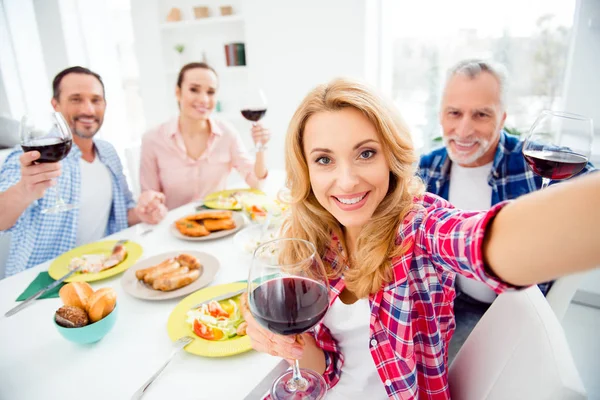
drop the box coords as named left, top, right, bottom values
left=54, top=303, right=118, bottom=344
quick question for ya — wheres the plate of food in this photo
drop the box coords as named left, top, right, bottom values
left=48, top=240, right=143, bottom=282
left=121, top=251, right=220, bottom=300
left=233, top=225, right=280, bottom=257
left=203, top=188, right=264, bottom=211
left=167, top=281, right=251, bottom=357
left=171, top=210, right=245, bottom=241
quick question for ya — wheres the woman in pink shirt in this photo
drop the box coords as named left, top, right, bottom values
left=140, top=62, right=270, bottom=210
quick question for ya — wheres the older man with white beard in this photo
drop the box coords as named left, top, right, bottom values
left=418, top=59, right=594, bottom=359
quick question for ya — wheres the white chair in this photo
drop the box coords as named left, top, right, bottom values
left=0, top=234, right=11, bottom=279
left=124, top=143, right=141, bottom=198
left=449, top=286, right=587, bottom=400
left=545, top=273, right=587, bottom=321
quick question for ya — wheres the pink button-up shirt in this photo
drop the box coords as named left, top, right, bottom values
left=140, top=117, right=262, bottom=210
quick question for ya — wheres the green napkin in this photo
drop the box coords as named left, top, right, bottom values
left=16, top=272, right=64, bottom=301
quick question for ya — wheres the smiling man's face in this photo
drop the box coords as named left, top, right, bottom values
left=52, top=73, right=106, bottom=139
left=440, top=72, right=506, bottom=167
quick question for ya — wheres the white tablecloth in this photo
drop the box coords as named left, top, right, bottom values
left=0, top=172, right=287, bottom=400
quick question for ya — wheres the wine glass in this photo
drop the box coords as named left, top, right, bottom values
left=248, top=238, right=329, bottom=400
left=20, top=112, right=77, bottom=214
left=240, top=87, right=268, bottom=152
left=522, top=110, right=593, bottom=189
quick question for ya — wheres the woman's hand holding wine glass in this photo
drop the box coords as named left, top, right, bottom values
left=240, top=293, right=304, bottom=361
left=250, top=123, right=271, bottom=150
left=246, top=238, right=330, bottom=400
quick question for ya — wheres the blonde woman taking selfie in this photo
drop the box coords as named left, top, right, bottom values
left=241, top=78, right=600, bottom=399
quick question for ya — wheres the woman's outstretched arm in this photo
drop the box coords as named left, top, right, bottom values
left=484, top=172, right=600, bottom=286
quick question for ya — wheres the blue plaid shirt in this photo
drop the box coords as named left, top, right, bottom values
left=418, top=130, right=595, bottom=295
left=0, top=140, right=136, bottom=277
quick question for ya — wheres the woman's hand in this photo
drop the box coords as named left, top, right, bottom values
left=251, top=123, right=271, bottom=149
left=135, top=190, right=167, bottom=224
left=240, top=293, right=304, bottom=361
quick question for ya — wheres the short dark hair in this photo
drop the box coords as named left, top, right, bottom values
left=176, top=62, right=218, bottom=88
left=52, top=66, right=105, bottom=100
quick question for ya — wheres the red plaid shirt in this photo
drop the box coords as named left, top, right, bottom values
left=311, top=194, right=517, bottom=399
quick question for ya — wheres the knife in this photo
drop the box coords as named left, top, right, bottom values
left=4, top=265, right=82, bottom=317
left=189, top=288, right=246, bottom=310
left=4, top=239, right=128, bottom=318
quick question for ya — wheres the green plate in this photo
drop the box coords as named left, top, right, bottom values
left=203, top=188, right=264, bottom=210
left=167, top=282, right=252, bottom=357
left=48, top=240, right=143, bottom=282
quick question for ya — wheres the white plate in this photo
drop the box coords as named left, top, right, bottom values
left=121, top=251, right=220, bottom=300
left=233, top=225, right=281, bottom=258
left=170, top=212, right=245, bottom=241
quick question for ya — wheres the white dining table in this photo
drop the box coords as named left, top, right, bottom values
left=0, top=172, right=288, bottom=400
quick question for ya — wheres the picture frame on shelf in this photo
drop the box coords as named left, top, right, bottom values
left=166, top=7, right=182, bottom=22
left=220, top=6, right=233, bottom=16
left=193, top=6, right=210, bottom=19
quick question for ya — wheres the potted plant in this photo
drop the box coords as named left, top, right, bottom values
left=174, top=44, right=186, bottom=68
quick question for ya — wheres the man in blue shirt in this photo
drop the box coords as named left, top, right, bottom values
left=0, top=66, right=167, bottom=277
left=418, top=59, right=595, bottom=359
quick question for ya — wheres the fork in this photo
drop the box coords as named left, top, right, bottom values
left=130, top=336, right=194, bottom=400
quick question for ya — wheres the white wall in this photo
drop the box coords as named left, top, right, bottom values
left=32, top=0, right=69, bottom=81
left=563, top=0, right=600, bottom=157
left=242, top=0, right=370, bottom=169
left=563, top=0, right=600, bottom=304
left=132, top=0, right=373, bottom=171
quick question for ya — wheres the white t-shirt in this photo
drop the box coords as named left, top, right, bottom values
left=76, top=156, right=113, bottom=246
left=322, top=298, right=388, bottom=399
left=448, top=161, right=498, bottom=304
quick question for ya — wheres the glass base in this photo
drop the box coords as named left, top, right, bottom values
left=41, top=203, right=78, bottom=214
left=271, top=368, right=327, bottom=400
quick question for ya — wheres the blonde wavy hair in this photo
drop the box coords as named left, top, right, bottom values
left=281, top=78, right=424, bottom=298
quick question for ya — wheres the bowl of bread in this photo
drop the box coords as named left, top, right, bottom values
left=53, top=282, right=118, bottom=344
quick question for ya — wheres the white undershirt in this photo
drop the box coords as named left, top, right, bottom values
left=322, top=298, right=388, bottom=399
left=448, top=161, right=498, bottom=303
left=76, top=156, right=113, bottom=246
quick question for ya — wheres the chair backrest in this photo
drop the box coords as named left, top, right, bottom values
left=449, top=286, right=587, bottom=400
left=0, top=233, right=11, bottom=279
left=545, top=272, right=586, bottom=321
left=124, top=143, right=141, bottom=198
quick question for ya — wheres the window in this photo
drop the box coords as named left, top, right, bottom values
left=383, top=0, right=576, bottom=153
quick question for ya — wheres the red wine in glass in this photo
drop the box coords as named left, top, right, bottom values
left=241, top=108, right=267, bottom=122
left=20, top=112, right=76, bottom=214
left=522, top=110, right=593, bottom=189
left=241, top=87, right=268, bottom=151
left=22, top=138, right=73, bottom=163
left=248, top=238, right=329, bottom=400
left=250, top=276, right=329, bottom=336
left=522, top=149, right=588, bottom=180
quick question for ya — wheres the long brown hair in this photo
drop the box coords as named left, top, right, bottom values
left=281, top=78, right=424, bottom=298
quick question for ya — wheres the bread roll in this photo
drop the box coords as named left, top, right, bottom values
left=59, top=282, right=94, bottom=310
left=55, top=305, right=89, bottom=328
left=86, top=287, right=117, bottom=323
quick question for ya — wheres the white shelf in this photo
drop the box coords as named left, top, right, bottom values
left=160, top=15, right=243, bottom=30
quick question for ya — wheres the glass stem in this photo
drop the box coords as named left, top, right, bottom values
left=286, top=360, right=308, bottom=393
left=541, top=177, right=551, bottom=189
